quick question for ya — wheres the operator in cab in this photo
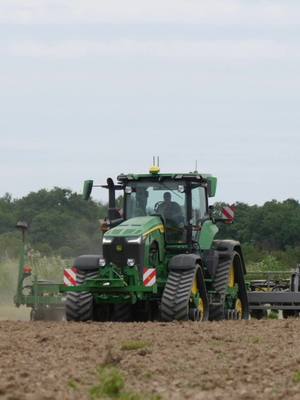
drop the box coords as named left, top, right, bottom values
left=156, top=192, right=184, bottom=241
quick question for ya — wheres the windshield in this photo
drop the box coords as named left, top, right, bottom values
left=125, top=180, right=187, bottom=242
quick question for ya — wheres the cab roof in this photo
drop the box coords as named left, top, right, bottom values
left=117, top=172, right=217, bottom=197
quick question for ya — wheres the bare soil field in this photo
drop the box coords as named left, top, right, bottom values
left=0, top=319, right=300, bottom=400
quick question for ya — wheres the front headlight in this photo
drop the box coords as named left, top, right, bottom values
left=126, top=236, right=142, bottom=244
left=103, top=237, right=113, bottom=244
left=127, top=258, right=135, bottom=267
left=98, top=257, right=106, bottom=267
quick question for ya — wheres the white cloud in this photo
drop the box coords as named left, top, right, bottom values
left=0, top=0, right=299, bottom=26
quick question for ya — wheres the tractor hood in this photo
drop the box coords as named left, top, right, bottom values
left=104, top=216, right=164, bottom=239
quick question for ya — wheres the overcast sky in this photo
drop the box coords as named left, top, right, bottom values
left=0, top=0, right=299, bottom=205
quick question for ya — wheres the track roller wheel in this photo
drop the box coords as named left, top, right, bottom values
left=209, top=304, right=225, bottom=321
left=226, top=252, right=249, bottom=320
left=161, top=264, right=208, bottom=322
left=234, top=298, right=243, bottom=320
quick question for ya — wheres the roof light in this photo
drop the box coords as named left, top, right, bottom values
left=149, top=165, right=160, bottom=174
left=126, top=236, right=142, bottom=244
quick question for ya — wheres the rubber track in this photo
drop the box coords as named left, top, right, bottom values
left=161, top=268, right=196, bottom=322
left=66, top=270, right=98, bottom=322
left=212, top=250, right=232, bottom=297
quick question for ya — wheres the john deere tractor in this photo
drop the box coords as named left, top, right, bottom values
left=62, top=166, right=249, bottom=322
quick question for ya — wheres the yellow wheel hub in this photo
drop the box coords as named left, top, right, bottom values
left=192, top=278, right=198, bottom=296
left=235, top=298, right=243, bottom=319
left=228, top=264, right=235, bottom=288
left=191, top=277, right=205, bottom=321
left=197, top=298, right=204, bottom=319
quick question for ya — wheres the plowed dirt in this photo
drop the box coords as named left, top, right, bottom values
left=0, top=319, right=300, bottom=400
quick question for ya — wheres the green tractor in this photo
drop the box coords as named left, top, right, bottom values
left=62, top=165, right=249, bottom=322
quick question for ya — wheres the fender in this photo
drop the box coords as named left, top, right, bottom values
left=168, top=254, right=201, bottom=271
left=73, top=255, right=102, bottom=271
left=213, top=239, right=247, bottom=275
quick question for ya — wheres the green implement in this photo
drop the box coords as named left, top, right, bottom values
left=14, top=221, right=65, bottom=321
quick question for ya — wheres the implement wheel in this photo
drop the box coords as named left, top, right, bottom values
left=189, top=268, right=209, bottom=321
left=251, top=309, right=268, bottom=320
left=282, top=310, right=298, bottom=319
left=30, top=307, right=45, bottom=321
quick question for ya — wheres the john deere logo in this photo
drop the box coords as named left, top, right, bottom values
left=116, top=244, right=123, bottom=252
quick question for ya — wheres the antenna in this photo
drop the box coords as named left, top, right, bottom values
left=195, top=160, right=198, bottom=172
left=152, top=156, right=160, bottom=166
left=150, top=156, right=161, bottom=174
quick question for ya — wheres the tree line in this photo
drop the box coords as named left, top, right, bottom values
left=0, top=188, right=106, bottom=259
left=217, top=199, right=300, bottom=268
left=0, top=188, right=299, bottom=267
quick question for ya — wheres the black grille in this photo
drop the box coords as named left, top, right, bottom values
left=103, top=237, right=144, bottom=274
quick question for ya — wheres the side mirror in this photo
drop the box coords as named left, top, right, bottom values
left=207, top=177, right=217, bottom=197
left=83, top=180, right=93, bottom=200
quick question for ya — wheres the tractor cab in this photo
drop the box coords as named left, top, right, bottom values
left=121, top=175, right=209, bottom=244
left=83, top=168, right=218, bottom=249
left=116, top=168, right=218, bottom=250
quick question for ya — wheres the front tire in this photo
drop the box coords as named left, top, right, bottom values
left=66, top=270, right=97, bottom=322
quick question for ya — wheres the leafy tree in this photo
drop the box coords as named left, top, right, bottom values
left=0, top=188, right=300, bottom=267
